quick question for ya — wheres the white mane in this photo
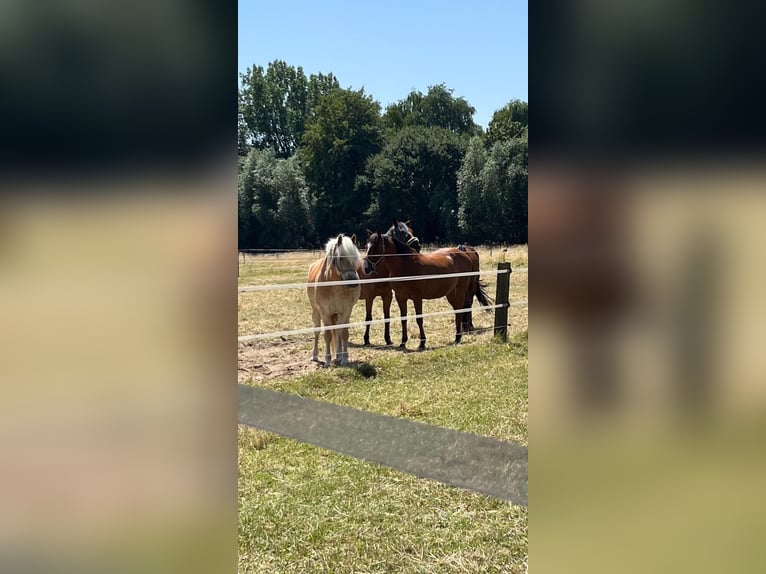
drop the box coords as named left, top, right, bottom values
left=324, top=235, right=360, bottom=267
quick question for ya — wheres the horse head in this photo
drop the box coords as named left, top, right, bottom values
left=387, top=218, right=421, bottom=252
left=363, top=230, right=392, bottom=275
left=327, top=234, right=360, bottom=286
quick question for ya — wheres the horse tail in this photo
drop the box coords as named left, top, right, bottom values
left=475, top=279, right=493, bottom=312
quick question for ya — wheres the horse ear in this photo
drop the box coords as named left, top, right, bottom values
left=336, top=235, right=343, bottom=246
left=405, top=219, right=411, bottom=226
left=351, top=233, right=357, bottom=245
left=366, top=229, right=373, bottom=238
left=392, top=218, right=398, bottom=227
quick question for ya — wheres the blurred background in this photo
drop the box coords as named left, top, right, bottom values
left=532, top=1, right=766, bottom=572
left=0, top=1, right=236, bottom=573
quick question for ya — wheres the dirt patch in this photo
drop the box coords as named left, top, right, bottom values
left=237, top=327, right=520, bottom=385
left=238, top=338, right=320, bottom=383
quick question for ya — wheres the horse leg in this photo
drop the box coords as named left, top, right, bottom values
left=336, top=307, right=351, bottom=365
left=340, top=326, right=350, bottom=365
left=413, top=298, right=426, bottom=351
left=382, top=289, right=393, bottom=346
left=363, top=297, right=373, bottom=346
left=311, top=306, right=321, bottom=362
left=395, top=292, right=409, bottom=349
left=323, top=314, right=336, bottom=366
left=463, top=280, right=475, bottom=333
left=334, top=314, right=349, bottom=365
left=447, top=291, right=464, bottom=345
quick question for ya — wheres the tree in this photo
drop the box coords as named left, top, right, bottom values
left=382, top=84, right=481, bottom=137
left=365, top=126, right=465, bottom=242
left=299, top=87, right=382, bottom=239
left=457, top=136, right=490, bottom=242
left=457, top=129, right=528, bottom=244
left=238, top=61, right=339, bottom=158
left=274, top=157, right=315, bottom=247
left=306, top=72, right=340, bottom=118
left=242, top=149, right=276, bottom=248
left=237, top=99, right=249, bottom=157
left=485, top=100, right=528, bottom=147
left=493, top=128, right=528, bottom=244
left=238, top=148, right=315, bottom=248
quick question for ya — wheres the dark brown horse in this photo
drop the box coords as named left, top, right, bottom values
left=363, top=227, right=479, bottom=350
left=355, top=220, right=420, bottom=346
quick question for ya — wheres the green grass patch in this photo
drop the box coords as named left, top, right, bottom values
left=239, top=333, right=528, bottom=573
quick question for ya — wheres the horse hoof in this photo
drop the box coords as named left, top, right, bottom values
left=363, top=341, right=371, bottom=347
left=398, top=343, right=407, bottom=350
left=418, top=344, right=426, bottom=351
left=385, top=340, right=393, bottom=346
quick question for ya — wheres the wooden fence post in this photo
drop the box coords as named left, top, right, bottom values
left=494, top=262, right=511, bottom=341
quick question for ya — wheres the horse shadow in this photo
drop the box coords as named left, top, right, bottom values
left=318, top=359, right=378, bottom=378
left=347, top=341, right=400, bottom=351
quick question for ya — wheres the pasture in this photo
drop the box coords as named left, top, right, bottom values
left=238, top=244, right=528, bottom=573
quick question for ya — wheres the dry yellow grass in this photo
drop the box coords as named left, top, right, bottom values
left=238, top=244, right=528, bottom=348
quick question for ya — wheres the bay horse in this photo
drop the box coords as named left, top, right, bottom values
left=356, top=220, right=420, bottom=346
left=386, top=220, right=492, bottom=334
left=307, top=234, right=361, bottom=366
left=363, top=227, right=478, bottom=350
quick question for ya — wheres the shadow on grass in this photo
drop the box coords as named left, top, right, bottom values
left=347, top=341, right=399, bottom=351
left=312, top=358, right=380, bottom=377
left=347, top=361, right=378, bottom=379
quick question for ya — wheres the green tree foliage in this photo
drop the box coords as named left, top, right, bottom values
left=299, top=88, right=382, bottom=239
left=485, top=99, right=528, bottom=147
left=365, top=126, right=465, bottom=242
left=486, top=131, right=528, bottom=244
left=239, top=61, right=338, bottom=158
left=457, top=137, right=491, bottom=243
left=457, top=127, right=529, bottom=243
left=382, top=84, right=480, bottom=137
left=237, top=59, right=527, bottom=249
left=457, top=128, right=528, bottom=244
left=238, top=149, right=315, bottom=248
left=306, top=73, right=340, bottom=119
left=237, top=100, right=249, bottom=157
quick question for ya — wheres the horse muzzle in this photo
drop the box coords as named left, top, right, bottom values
left=342, top=270, right=360, bottom=287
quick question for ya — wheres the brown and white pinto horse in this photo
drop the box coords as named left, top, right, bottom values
left=307, top=234, right=361, bottom=366
left=363, top=226, right=478, bottom=350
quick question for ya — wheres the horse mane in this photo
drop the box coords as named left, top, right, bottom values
left=323, top=235, right=360, bottom=274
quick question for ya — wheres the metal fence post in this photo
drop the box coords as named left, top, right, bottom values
left=494, top=262, right=511, bottom=341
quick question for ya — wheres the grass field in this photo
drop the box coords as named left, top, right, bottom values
left=238, top=244, right=528, bottom=573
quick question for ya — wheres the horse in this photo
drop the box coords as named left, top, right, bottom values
left=363, top=226, right=479, bottom=350
left=307, top=234, right=361, bottom=366
left=385, top=220, right=492, bottom=333
left=355, top=220, right=420, bottom=346
left=436, top=245, right=492, bottom=332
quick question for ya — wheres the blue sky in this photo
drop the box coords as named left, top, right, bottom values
left=238, top=0, right=527, bottom=129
